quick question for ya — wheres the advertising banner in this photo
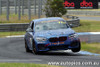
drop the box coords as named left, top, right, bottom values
left=64, top=0, right=98, bottom=9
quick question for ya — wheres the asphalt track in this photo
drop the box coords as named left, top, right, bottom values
left=0, top=35, right=100, bottom=67
left=78, top=16, right=100, bottom=21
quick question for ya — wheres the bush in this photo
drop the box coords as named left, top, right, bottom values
left=44, top=0, right=67, bottom=17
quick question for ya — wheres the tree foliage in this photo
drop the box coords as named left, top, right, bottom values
left=44, top=0, right=67, bottom=17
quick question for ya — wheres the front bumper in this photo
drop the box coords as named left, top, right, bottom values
left=35, top=37, right=80, bottom=52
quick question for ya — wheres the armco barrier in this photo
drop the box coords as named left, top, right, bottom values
left=65, top=15, right=80, bottom=27
left=0, top=15, right=80, bottom=32
left=0, top=23, right=29, bottom=32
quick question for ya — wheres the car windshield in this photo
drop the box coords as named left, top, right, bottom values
left=35, top=20, right=69, bottom=32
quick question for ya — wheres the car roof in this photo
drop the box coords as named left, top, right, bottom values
left=32, top=17, right=64, bottom=23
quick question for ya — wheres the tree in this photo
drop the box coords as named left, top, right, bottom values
left=44, top=0, right=67, bottom=17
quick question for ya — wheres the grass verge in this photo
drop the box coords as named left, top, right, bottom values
left=0, top=31, right=25, bottom=37
left=72, top=20, right=100, bottom=32
left=0, top=63, right=60, bottom=67
left=0, top=14, right=46, bottom=24
left=0, top=14, right=68, bottom=24
left=81, top=42, right=100, bottom=54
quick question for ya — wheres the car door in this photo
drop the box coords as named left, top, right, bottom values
left=26, top=21, right=34, bottom=50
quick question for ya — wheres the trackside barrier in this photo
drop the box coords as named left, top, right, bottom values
left=0, top=23, right=28, bottom=32
left=0, top=15, right=80, bottom=32
left=65, top=15, right=80, bottom=27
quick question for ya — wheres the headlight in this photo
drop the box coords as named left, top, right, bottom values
left=69, top=33, right=78, bottom=38
left=35, top=37, right=47, bottom=42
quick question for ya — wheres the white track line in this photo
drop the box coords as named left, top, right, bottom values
left=6, top=35, right=24, bottom=38
left=0, top=59, right=42, bottom=62
left=77, top=32, right=100, bottom=35
left=64, top=50, right=100, bottom=56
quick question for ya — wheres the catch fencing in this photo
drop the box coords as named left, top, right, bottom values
left=0, top=0, right=46, bottom=20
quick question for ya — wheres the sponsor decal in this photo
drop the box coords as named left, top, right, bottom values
left=51, top=42, right=65, bottom=45
left=64, top=0, right=98, bottom=9
left=58, top=21, right=66, bottom=24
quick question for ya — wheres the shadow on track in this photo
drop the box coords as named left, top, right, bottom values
left=29, top=51, right=87, bottom=56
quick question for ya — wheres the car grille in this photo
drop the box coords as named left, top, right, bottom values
left=49, top=36, right=67, bottom=42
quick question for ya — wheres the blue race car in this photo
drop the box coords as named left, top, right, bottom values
left=24, top=17, right=81, bottom=54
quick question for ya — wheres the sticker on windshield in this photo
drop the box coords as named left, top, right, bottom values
left=58, top=21, right=66, bottom=24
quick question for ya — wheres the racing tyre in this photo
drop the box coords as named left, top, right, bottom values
left=25, top=40, right=31, bottom=52
left=32, top=40, right=39, bottom=54
left=71, top=42, right=81, bottom=52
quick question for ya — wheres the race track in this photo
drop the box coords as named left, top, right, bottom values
left=0, top=35, right=100, bottom=67
left=78, top=16, right=100, bottom=21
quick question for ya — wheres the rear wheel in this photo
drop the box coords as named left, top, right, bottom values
left=25, top=40, right=31, bottom=52
left=71, top=42, right=81, bottom=52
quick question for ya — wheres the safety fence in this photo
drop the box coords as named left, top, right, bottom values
left=0, top=0, right=46, bottom=20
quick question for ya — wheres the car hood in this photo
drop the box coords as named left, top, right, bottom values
left=34, top=28, right=75, bottom=38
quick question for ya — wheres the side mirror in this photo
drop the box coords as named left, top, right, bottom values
left=26, top=28, right=33, bottom=32
left=69, top=24, right=74, bottom=28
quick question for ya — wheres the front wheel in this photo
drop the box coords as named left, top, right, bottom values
left=71, top=42, right=81, bottom=52
left=25, top=40, right=31, bottom=52
left=32, top=40, right=39, bottom=54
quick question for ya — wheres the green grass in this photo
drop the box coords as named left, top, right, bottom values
left=81, top=42, right=100, bottom=54
left=0, top=14, right=46, bottom=24
left=0, top=31, right=25, bottom=37
left=0, top=63, right=60, bottom=67
left=0, top=14, right=69, bottom=24
left=72, top=20, right=100, bottom=32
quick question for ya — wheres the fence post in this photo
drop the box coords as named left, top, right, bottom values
left=7, top=0, right=9, bottom=21
left=34, top=0, right=36, bottom=15
left=18, top=0, right=21, bottom=20
left=38, top=0, right=40, bottom=18
left=0, top=0, right=2, bottom=15
left=14, top=0, right=17, bottom=14
left=40, top=0, right=42, bottom=15
left=22, top=0, right=24, bottom=15
left=28, top=0, right=31, bottom=20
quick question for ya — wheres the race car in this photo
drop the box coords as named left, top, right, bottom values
left=24, top=17, right=81, bottom=54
